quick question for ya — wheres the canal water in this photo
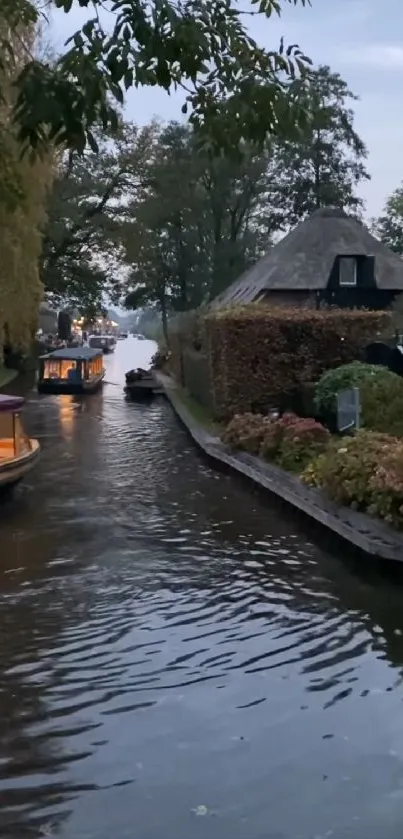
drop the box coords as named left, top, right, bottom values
left=2, top=338, right=403, bottom=839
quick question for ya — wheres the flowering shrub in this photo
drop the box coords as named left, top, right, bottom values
left=276, top=417, right=330, bottom=472
left=301, top=431, right=395, bottom=508
left=259, top=412, right=299, bottom=460
left=301, top=431, right=403, bottom=529
left=223, top=415, right=403, bottom=530
left=221, top=413, right=270, bottom=454
left=223, top=411, right=329, bottom=472
left=314, top=362, right=392, bottom=416
left=368, top=443, right=403, bottom=528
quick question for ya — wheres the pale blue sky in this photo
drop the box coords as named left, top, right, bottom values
left=49, top=0, right=403, bottom=218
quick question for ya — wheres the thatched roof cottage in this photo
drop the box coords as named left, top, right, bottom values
left=211, top=207, right=403, bottom=311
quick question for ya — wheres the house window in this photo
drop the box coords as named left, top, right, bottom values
left=339, top=257, right=357, bottom=286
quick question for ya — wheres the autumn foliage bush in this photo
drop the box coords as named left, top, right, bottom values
left=222, top=412, right=271, bottom=454
left=222, top=411, right=329, bottom=471
left=302, top=431, right=403, bottom=529
left=276, top=416, right=330, bottom=472
left=205, top=306, right=390, bottom=421
left=369, top=443, right=403, bottom=528
left=223, top=412, right=403, bottom=530
left=301, top=432, right=392, bottom=506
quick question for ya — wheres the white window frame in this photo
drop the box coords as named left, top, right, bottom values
left=339, top=256, right=357, bottom=287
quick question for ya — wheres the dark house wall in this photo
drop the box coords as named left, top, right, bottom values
left=321, top=255, right=397, bottom=310
left=260, top=256, right=399, bottom=311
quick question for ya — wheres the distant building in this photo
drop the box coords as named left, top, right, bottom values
left=211, top=207, right=403, bottom=311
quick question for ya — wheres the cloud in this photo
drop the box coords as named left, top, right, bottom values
left=340, top=43, right=403, bottom=69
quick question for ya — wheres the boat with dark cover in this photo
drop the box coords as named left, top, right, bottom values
left=124, top=368, right=162, bottom=399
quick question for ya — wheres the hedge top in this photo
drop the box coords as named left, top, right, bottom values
left=206, top=305, right=390, bottom=326
left=210, top=207, right=403, bottom=308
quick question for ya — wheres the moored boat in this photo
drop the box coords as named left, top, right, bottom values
left=124, top=368, right=162, bottom=399
left=89, top=335, right=116, bottom=354
left=0, top=394, right=40, bottom=491
left=37, top=347, right=104, bottom=394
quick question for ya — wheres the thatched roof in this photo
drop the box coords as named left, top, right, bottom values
left=211, top=207, right=403, bottom=308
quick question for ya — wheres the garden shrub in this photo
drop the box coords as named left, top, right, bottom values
left=259, top=412, right=299, bottom=460
left=276, top=417, right=330, bottom=472
left=302, top=430, right=403, bottom=529
left=223, top=411, right=329, bottom=472
left=314, top=362, right=392, bottom=415
left=360, top=375, right=403, bottom=437
left=205, top=307, right=389, bottom=421
left=301, top=431, right=397, bottom=509
left=369, top=443, right=403, bottom=528
left=221, top=413, right=270, bottom=454
left=223, top=413, right=403, bottom=530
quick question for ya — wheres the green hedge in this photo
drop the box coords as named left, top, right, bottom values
left=182, top=349, right=212, bottom=411
left=314, top=362, right=393, bottom=415
left=205, top=306, right=390, bottom=420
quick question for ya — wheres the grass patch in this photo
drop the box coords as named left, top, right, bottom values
left=175, top=388, right=222, bottom=435
left=0, top=367, right=18, bottom=391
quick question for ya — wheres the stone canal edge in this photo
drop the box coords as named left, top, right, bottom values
left=155, top=372, right=403, bottom=564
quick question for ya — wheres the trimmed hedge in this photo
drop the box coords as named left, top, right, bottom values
left=182, top=348, right=212, bottom=411
left=167, top=310, right=208, bottom=385
left=205, top=306, right=390, bottom=420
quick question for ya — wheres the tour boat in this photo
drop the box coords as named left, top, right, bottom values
left=89, top=334, right=116, bottom=354
left=0, top=394, right=40, bottom=491
left=37, top=347, right=105, bottom=394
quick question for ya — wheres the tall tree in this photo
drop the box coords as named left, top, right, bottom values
left=4, top=0, right=310, bottom=157
left=373, top=185, right=403, bottom=255
left=42, top=121, right=158, bottom=313
left=0, top=16, right=53, bottom=352
left=270, top=65, right=369, bottom=227
left=122, top=122, right=279, bottom=325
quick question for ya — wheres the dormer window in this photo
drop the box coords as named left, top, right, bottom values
left=339, top=257, right=357, bottom=286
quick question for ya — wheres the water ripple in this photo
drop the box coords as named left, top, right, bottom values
left=1, top=340, right=403, bottom=838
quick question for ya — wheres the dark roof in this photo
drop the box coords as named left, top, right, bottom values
left=40, top=347, right=102, bottom=360
left=211, top=207, right=403, bottom=308
left=0, top=394, right=24, bottom=413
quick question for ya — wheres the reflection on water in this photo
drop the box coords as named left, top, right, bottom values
left=1, top=338, right=403, bottom=838
left=57, top=395, right=76, bottom=441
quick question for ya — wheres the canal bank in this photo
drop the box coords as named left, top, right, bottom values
left=4, top=338, right=403, bottom=839
left=156, top=372, right=403, bottom=563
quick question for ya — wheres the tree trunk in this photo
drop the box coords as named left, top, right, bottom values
left=314, top=129, right=322, bottom=208
left=160, top=294, right=169, bottom=348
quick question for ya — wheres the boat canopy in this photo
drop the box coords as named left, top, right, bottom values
left=0, top=394, right=24, bottom=413
left=0, top=396, right=31, bottom=459
left=39, top=347, right=102, bottom=361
